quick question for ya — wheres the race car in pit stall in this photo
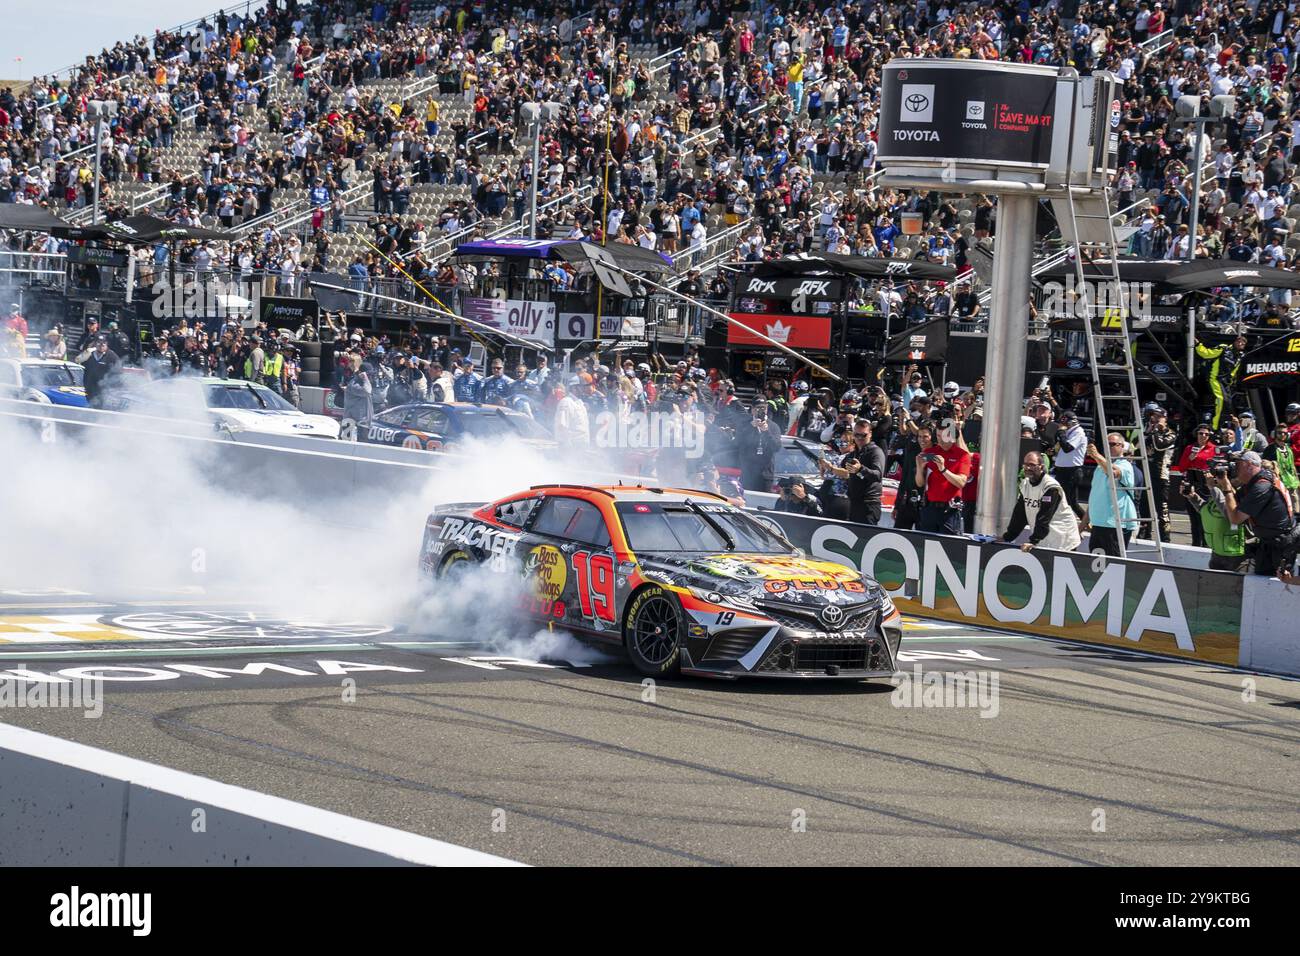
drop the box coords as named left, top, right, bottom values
left=358, top=401, right=555, bottom=452
left=418, top=485, right=903, bottom=679
left=103, top=377, right=341, bottom=438
left=0, top=359, right=89, bottom=407
left=773, top=435, right=899, bottom=511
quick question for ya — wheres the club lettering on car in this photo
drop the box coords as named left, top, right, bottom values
left=418, top=486, right=903, bottom=680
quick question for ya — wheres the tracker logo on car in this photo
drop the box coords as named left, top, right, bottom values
left=439, top=517, right=520, bottom=570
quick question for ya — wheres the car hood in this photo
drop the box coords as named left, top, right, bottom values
left=39, top=386, right=88, bottom=407
left=637, top=552, right=877, bottom=606
left=214, top=409, right=340, bottom=437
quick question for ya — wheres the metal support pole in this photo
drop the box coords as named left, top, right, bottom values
left=530, top=118, right=541, bottom=240
left=91, top=116, right=103, bottom=224
left=975, top=195, right=1037, bottom=537
left=1186, top=119, right=1208, bottom=260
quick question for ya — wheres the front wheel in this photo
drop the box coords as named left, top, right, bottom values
left=623, top=586, right=684, bottom=677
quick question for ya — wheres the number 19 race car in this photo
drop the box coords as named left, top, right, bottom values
left=418, top=484, right=903, bottom=679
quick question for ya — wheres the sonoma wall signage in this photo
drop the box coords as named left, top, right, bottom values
left=766, top=514, right=1244, bottom=665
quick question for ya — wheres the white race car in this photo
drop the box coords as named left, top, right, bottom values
left=112, top=377, right=340, bottom=439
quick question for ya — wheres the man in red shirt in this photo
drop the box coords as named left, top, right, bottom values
left=4, top=303, right=27, bottom=339
left=915, top=424, right=972, bottom=535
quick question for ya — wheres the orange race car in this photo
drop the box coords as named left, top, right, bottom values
left=418, top=484, right=904, bottom=679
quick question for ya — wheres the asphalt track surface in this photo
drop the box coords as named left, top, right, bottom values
left=2, top=588, right=1298, bottom=866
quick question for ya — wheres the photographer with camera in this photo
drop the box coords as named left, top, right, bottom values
left=1217, top=451, right=1297, bottom=577
left=736, top=402, right=783, bottom=492
left=1001, top=451, right=1081, bottom=552
left=1181, top=467, right=1249, bottom=573
left=892, top=422, right=933, bottom=531
left=1142, top=405, right=1178, bottom=542
left=775, top=477, right=824, bottom=517
left=819, top=419, right=886, bottom=524
left=1051, top=411, right=1088, bottom=519
left=915, top=416, right=971, bottom=535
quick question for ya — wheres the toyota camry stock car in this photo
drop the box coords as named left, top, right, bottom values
left=418, top=484, right=903, bottom=679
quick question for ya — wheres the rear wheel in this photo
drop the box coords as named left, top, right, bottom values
left=439, top=550, right=474, bottom=583
left=623, top=586, right=684, bottom=677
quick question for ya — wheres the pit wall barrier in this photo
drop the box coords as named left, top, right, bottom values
left=0, top=397, right=782, bottom=508
left=760, top=511, right=1294, bottom=675
left=0, top=724, right=520, bottom=866
left=5, top=399, right=1282, bottom=674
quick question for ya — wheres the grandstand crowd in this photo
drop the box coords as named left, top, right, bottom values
left=5, top=0, right=1300, bottom=574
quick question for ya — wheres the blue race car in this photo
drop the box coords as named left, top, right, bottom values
left=358, top=401, right=555, bottom=452
left=0, top=359, right=89, bottom=407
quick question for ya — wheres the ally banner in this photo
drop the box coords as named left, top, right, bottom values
left=763, top=513, right=1244, bottom=665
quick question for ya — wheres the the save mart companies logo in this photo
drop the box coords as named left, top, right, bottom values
left=764, top=516, right=1243, bottom=665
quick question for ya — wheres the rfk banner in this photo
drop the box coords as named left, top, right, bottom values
left=882, top=317, right=949, bottom=365
left=739, top=276, right=843, bottom=300
left=727, top=313, right=832, bottom=351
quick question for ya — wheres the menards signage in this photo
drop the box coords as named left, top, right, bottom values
left=766, top=514, right=1243, bottom=665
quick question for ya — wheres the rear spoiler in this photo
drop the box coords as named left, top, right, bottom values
left=428, top=501, right=489, bottom=518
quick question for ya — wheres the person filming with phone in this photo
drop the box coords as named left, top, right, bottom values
left=915, top=415, right=971, bottom=535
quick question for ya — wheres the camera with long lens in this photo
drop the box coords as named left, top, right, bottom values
left=1209, top=452, right=1242, bottom=479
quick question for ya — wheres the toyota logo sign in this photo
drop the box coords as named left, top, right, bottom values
left=819, top=604, right=846, bottom=629
left=906, top=93, right=929, bottom=112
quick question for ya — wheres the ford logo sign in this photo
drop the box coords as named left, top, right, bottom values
left=1152, top=363, right=1171, bottom=375
left=1066, top=358, right=1086, bottom=369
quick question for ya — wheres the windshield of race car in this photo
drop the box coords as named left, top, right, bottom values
left=616, top=501, right=795, bottom=554
left=22, top=365, right=84, bottom=389
left=775, top=444, right=818, bottom=474
left=206, top=383, right=297, bottom=412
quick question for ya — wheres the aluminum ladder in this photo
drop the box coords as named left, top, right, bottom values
left=1058, top=186, right=1165, bottom=561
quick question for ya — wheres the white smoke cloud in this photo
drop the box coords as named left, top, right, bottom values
left=0, top=404, right=627, bottom=666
